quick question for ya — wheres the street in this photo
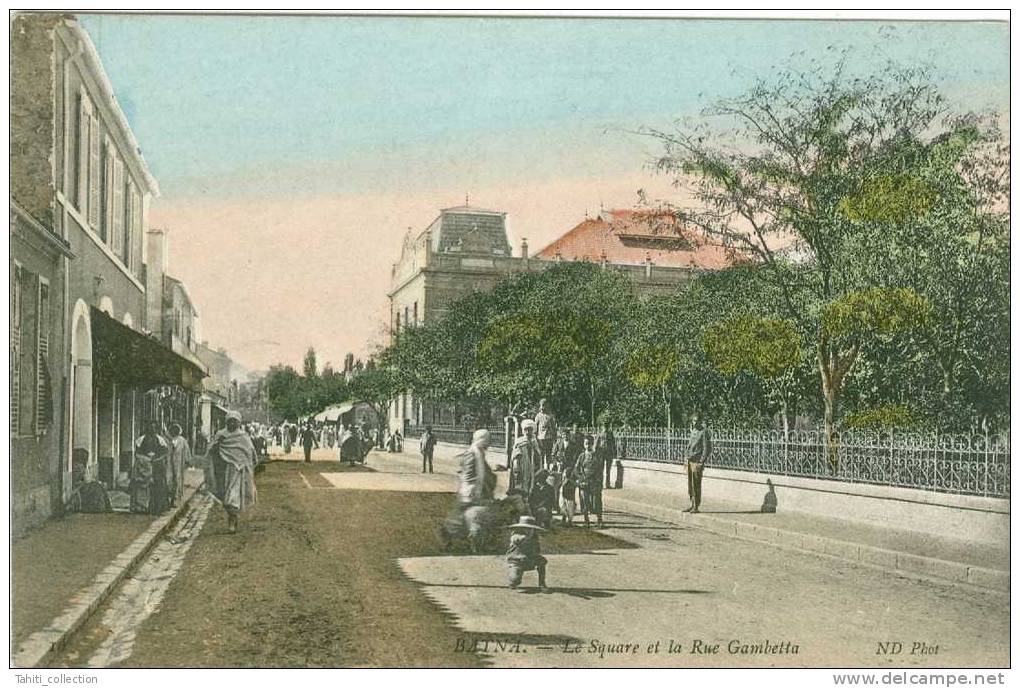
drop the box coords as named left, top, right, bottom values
left=50, top=447, right=1009, bottom=668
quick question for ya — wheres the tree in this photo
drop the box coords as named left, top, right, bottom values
left=303, top=347, right=318, bottom=379
left=347, top=363, right=400, bottom=432
left=645, top=55, right=1000, bottom=445
left=264, top=364, right=303, bottom=420
left=703, top=312, right=804, bottom=436
left=623, top=344, right=679, bottom=429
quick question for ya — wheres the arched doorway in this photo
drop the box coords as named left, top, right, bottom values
left=68, top=300, right=93, bottom=496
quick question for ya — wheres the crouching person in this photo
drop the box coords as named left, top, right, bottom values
left=505, top=516, right=549, bottom=593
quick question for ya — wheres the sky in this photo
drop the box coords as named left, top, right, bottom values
left=78, top=13, right=1009, bottom=372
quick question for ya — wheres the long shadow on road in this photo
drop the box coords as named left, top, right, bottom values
left=420, top=582, right=713, bottom=598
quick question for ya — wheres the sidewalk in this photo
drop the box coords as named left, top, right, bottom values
left=12, top=468, right=206, bottom=667
left=390, top=439, right=1009, bottom=592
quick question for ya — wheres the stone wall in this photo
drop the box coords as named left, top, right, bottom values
left=621, top=459, right=1009, bottom=547
left=10, top=13, right=61, bottom=227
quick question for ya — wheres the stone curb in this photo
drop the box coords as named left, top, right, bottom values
left=385, top=445, right=1010, bottom=593
left=12, top=478, right=206, bottom=668
left=603, top=493, right=1009, bottom=593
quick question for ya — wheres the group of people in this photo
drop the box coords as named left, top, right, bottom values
left=447, top=400, right=714, bottom=593
left=508, top=399, right=621, bottom=530
left=130, top=421, right=193, bottom=516
left=259, top=419, right=379, bottom=464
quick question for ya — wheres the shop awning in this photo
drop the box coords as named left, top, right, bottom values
left=91, top=307, right=207, bottom=392
left=315, top=402, right=355, bottom=422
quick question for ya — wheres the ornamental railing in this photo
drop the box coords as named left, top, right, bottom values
left=406, top=424, right=508, bottom=451
left=406, top=424, right=1010, bottom=498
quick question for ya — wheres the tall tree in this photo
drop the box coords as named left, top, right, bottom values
left=303, top=347, right=318, bottom=379
left=646, top=56, right=998, bottom=446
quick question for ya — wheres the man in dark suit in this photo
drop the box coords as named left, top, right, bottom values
left=684, top=414, right=712, bottom=513
left=421, top=425, right=437, bottom=473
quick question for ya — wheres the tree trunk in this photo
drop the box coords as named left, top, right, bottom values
left=820, top=368, right=841, bottom=474
left=781, top=397, right=790, bottom=441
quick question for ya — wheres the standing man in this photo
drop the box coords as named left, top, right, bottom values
left=282, top=421, right=293, bottom=454
left=207, top=411, right=258, bottom=533
left=458, top=428, right=496, bottom=507
left=553, top=423, right=583, bottom=474
left=534, top=398, right=557, bottom=470
left=509, top=419, right=540, bottom=496
left=421, top=425, right=437, bottom=474
left=574, top=435, right=605, bottom=528
left=132, top=421, right=167, bottom=514
left=300, top=423, right=319, bottom=463
left=167, top=423, right=192, bottom=507
left=684, top=414, right=712, bottom=513
left=596, top=422, right=618, bottom=489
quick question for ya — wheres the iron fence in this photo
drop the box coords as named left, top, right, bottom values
left=406, top=424, right=507, bottom=451
left=407, top=424, right=1010, bottom=498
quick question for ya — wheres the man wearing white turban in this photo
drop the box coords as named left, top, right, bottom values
left=207, top=410, right=257, bottom=533
left=510, top=419, right=540, bottom=495
left=458, top=429, right=495, bottom=506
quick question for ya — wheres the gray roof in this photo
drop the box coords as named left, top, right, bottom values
left=426, top=205, right=510, bottom=256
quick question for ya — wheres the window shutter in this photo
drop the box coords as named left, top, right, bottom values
left=102, top=141, right=115, bottom=242
left=35, top=281, right=50, bottom=435
left=133, top=187, right=143, bottom=272
left=123, top=179, right=134, bottom=268
left=87, top=114, right=100, bottom=228
left=11, top=265, right=21, bottom=434
left=77, top=90, right=92, bottom=210
left=112, top=156, right=125, bottom=257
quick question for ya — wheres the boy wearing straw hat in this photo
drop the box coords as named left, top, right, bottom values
left=505, top=515, right=549, bottom=592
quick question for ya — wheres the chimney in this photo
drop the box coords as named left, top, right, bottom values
left=520, top=238, right=529, bottom=260
left=145, top=228, right=168, bottom=338
left=644, top=252, right=653, bottom=278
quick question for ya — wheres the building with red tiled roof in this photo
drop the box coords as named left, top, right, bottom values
left=387, top=204, right=740, bottom=435
left=534, top=209, right=742, bottom=270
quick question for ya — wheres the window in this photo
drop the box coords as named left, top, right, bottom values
left=112, top=156, right=125, bottom=257
left=132, top=187, right=143, bottom=273
left=413, top=301, right=418, bottom=326
left=11, top=265, right=37, bottom=437
left=35, top=278, right=51, bottom=435
left=100, top=139, right=115, bottom=242
left=123, top=180, right=135, bottom=268
left=11, top=263, right=22, bottom=433
left=87, top=111, right=100, bottom=228
left=395, top=312, right=401, bottom=334
left=75, top=89, right=92, bottom=210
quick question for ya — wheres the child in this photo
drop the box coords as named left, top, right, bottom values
left=560, top=461, right=577, bottom=526
left=505, top=515, right=549, bottom=592
left=575, top=435, right=605, bottom=529
left=545, top=458, right=563, bottom=513
left=529, top=469, right=557, bottom=529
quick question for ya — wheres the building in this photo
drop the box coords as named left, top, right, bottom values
left=10, top=202, right=73, bottom=531
left=195, top=342, right=264, bottom=435
left=386, top=204, right=739, bottom=433
left=534, top=208, right=741, bottom=269
left=10, top=14, right=205, bottom=533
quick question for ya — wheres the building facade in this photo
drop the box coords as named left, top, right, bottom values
left=386, top=204, right=731, bottom=433
left=10, top=201, right=73, bottom=531
left=11, top=14, right=205, bottom=533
